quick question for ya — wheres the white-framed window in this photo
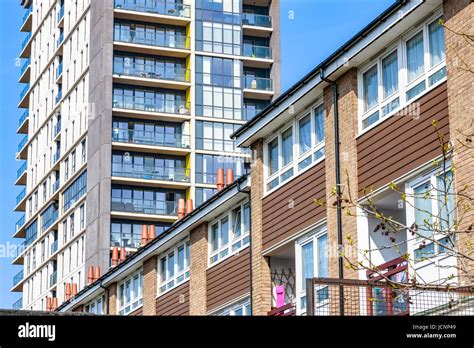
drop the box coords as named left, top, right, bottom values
left=158, top=239, right=190, bottom=295
left=208, top=200, right=250, bottom=265
left=213, top=297, right=251, bottom=316
left=405, top=166, right=455, bottom=264
left=358, top=12, right=446, bottom=132
left=264, top=102, right=325, bottom=193
left=295, top=226, right=328, bottom=315
left=84, top=295, right=105, bottom=314
left=117, top=269, right=143, bottom=315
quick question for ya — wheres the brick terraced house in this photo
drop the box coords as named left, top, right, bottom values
left=52, top=0, right=472, bottom=316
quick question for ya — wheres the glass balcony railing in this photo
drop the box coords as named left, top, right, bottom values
left=114, top=28, right=190, bottom=50
left=52, top=179, right=60, bottom=194
left=56, top=62, right=63, bottom=79
left=20, top=59, right=31, bottom=76
left=42, top=209, right=59, bottom=233
left=20, top=84, right=30, bottom=101
left=13, top=269, right=24, bottom=287
left=23, top=5, right=32, bottom=24
left=51, top=240, right=58, bottom=255
left=243, top=44, right=272, bottom=59
left=17, top=135, right=28, bottom=152
left=57, top=5, right=65, bottom=22
left=114, top=0, right=191, bottom=18
left=16, top=215, right=26, bottom=231
left=54, top=121, right=61, bottom=137
left=57, top=32, right=64, bottom=48
left=12, top=241, right=26, bottom=259
left=16, top=188, right=26, bottom=205
left=242, top=13, right=272, bottom=28
left=111, top=199, right=179, bottom=216
left=19, top=110, right=28, bottom=127
left=17, top=162, right=27, bottom=179
left=112, top=166, right=190, bottom=183
left=112, top=128, right=190, bottom=148
left=243, top=108, right=263, bottom=121
left=22, top=33, right=32, bottom=50
left=12, top=297, right=22, bottom=310
left=113, top=62, right=190, bottom=82
left=113, top=94, right=190, bottom=115
left=243, top=75, right=273, bottom=91
left=52, top=149, right=61, bottom=165
left=55, top=89, right=62, bottom=104
left=50, top=270, right=57, bottom=287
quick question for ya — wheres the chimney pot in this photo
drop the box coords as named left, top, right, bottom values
left=120, top=247, right=127, bottom=262
left=141, top=224, right=148, bottom=245
left=93, top=266, right=100, bottom=281
left=52, top=298, right=58, bottom=310
left=178, top=198, right=186, bottom=219
left=87, top=266, right=94, bottom=285
left=216, top=168, right=225, bottom=191
left=186, top=199, right=193, bottom=215
left=226, top=169, right=234, bottom=186
left=72, top=283, right=78, bottom=297
left=65, top=283, right=72, bottom=301
left=46, top=297, right=52, bottom=311
left=112, top=247, right=119, bottom=267
left=148, top=224, right=156, bottom=241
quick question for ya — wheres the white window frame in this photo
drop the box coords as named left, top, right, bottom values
left=117, top=269, right=143, bottom=315
left=84, top=294, right=105, bottom=314
left=157, top=238, right=190, bottom=295
left=208, top=200, right=250, bottom=266
left=213, top=297, right=251, bottom=316
left=405, top=163, right=455, bottom=266
left=295, top=225, right=328, bottom=315
left=263, top=100, right=325, bottom=195
left=358, top=10, right=446, bottom=133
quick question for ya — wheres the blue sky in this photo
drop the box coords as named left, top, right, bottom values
left=0, top=0, right=394, bottom=309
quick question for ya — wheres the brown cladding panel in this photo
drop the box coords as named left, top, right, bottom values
left=129, top=307, right=143, bottom=316
left=357, top=82, right=449, bottom=194
left=206, top=248, right=250, bottom=312
left=156, top=281, right=190, bottom=316
left=261, top=161, right=326, bottom=251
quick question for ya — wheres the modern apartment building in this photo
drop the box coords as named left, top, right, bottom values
left=50, top=0, right=473, bottom=316
left=11, top=0, right=280, bottom=311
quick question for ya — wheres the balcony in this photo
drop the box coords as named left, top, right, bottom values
left=242, top=13, right=272, bottom=37
left=18, top=83, right=30, bottom=108
left=18, top=110, right=29, bottom=133
left=55, top=89, right=63, bottom=104
left=54, top=120, right=61, bottom=138
left=14, top=188, right=27, bottom=211
left=52, top=179, right=60, bottom=194
left=112, top=128, right=191, bottom=152
left=12, top=270, right=24, bottom=292
left=15, top=215, right=26, bottom=233
left=111, top=199, right=179, bottom=218
left=19, top=58, right=31, bottom=83
left=52, top=149, right=61, bottom=167
left=242, top=44, right=272, bottom=68
left=51, top=240, right=58, bottom=255
left=20, top=32, right=32, bottom=58
left=12, top=298, right=22, bottom=310
left=243, top=75, right=273, bottom=100
left=57, top=32, right=64, bottom=49
left=113, top=62, right=190, bottom=90
left=114, top=28, right=190, bottom=58
left=41, top=207, right=59, bottom=233
left=56, top=62, right=63, bottom=81
left=21, top=5, right=32, bottom=32
left=57, top=5, right=65, bottom=27
left=50, top=271, right=57, bottom=287
left=112, top=94, right=190, bottom=121
left=12, top=240, right=26, bottom=264
left=112, top=166, right=190, bottom=187
left=16, top=135, right=28, bottom=160
left=16, top=162, right=27, bottom=185
left=114, top=0, right=191, bottom=22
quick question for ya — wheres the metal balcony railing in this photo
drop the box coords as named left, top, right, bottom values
left=242, top=13, right=272, bottom=28
left=243, top=43, right=272, bottom=59
left=113, top=94, right=190, bottom=115
left=19, top=110, right=28, bottom=127
left=243, top=75, right=272, bottom=91
left=13, top=270, right=24, bottom=287
left=112, top=166, right=190, bottom=183
left=114, top=28, right=190, bottom=50
left=17, top=162, right=27, bottom=179
left=113, top=61, right=190, bottom=82
left=111, top=199, right=179, bottom=216
left=114, top=0, right=191, bottom=18
left=112, top=128, right=190, bottom=148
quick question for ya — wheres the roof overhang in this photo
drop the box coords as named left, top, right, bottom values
left=234, top=0, right=443, bottom=147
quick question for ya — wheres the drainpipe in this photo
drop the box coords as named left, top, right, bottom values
left=320, top=69, right=344, bottom=316
left=237, top=180, right=252, bottom=313
left=99, top=280, right=110, bottom=315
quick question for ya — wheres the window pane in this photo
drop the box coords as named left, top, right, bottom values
left=232, top=207, right=242, bottom=239
left=268, top=138, right=279, bottom=175
left=437, top=172, right=454, bottom=231
left=301, top=241, right=314, bottom=290
left=211, top=223, right=219, bottom=252
left=317, top=234, right=328, bottom=277
left=414, top=181, right=433, bottom=238
left=281, top=128, right=293, bottom=166
left=168, top=252, right=175, bottom=277
left=243, top=202, right=250, bottom=233
left=429, top=17, right=445, bottom=67
left=363, top=65, right=378, bottom=111
left=178, top=245, right=185, bottom=272
left=382, top=51, right=398, bottom=98
left=406, top=32, right=424, bottom=83
left=221, top=217, right=229, bottom=246
left=298, top=115, right=312, bottom=155
left=314, top=105, right=324, bottom=144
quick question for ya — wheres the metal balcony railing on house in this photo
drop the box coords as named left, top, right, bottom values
left=112, top=129, right=190, bottom=148
left=13, top=270, right=24, bottom=287
left=114, top=28, right=190, bottom=50
left=243, top=44, right=272, bottom=59
left=19, top=110, right=28, bottom=127
left=12, top=297, right=22, bottom=310
left=17, top=162, right=27, bottom=180
left=111, top=199, right=178, bottom=216
left=243, top=75, right=272, bottom=91
left=112, top=166, right=190, bottom=183
left=113, top=62, right=190, bottom=82
left=113, top=94, right=190, bottom=115
left=305, top=278, right=474, bottom=316
left=114, top=0, right=191, bottom=18
left=242, top=13, right=272, bottom=28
